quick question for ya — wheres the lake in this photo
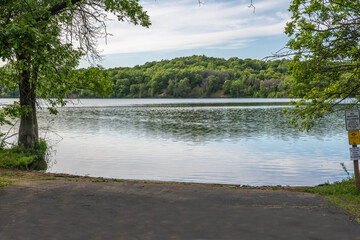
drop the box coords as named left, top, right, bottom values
left=1, top=98, right=351, bottom=186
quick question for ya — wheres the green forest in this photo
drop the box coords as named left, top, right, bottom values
left=0, top=55, right=293, bottom=98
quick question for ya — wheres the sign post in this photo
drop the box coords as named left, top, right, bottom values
left=354, top=155, right=360, bottom=190
left=345, top=109, right=360, bottom=190
left=350, top=145, right=360, bottom=189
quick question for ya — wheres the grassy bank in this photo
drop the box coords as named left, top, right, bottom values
left=302, top=178, right=360, bottom=222
left=0, top=140, right=47, bottom=171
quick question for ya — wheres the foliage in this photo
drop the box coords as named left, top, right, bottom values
left=0, top=139, right=47, bottom=170
left=0, top=0, right=150, bottom=104
left=0, top=0, right=150, bottom=147
left=61, top=56, right=293, bottom=98
left=283, top=0, right=360, bottom=130
left=0, top=170, right=15, bottom=187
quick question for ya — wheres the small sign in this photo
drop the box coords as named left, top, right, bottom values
left=345, top=109, right=360, bottom=131
left=348, top=130, right=360, bottom=145
left=350, top=147, right=360, bottom=161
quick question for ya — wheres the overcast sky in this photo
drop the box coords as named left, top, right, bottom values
left=88, top=0, right=292, bottom=68
left=0, top=0, right=292, bottom=69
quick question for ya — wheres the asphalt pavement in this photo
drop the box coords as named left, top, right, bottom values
left=0, top=181, right=359, bottom=240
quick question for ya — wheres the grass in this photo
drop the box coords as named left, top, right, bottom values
left=112, top=179, right=125, bottom=182
left=0, top=140, right=47, bottom=170
left=0, top=169, right=15, bottom=187
left=302, top=177, right=360, bottom=222
left=0, top=148, right=39, bottom=169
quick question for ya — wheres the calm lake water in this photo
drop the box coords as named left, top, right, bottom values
left=1, top=98, right=351, bottom=186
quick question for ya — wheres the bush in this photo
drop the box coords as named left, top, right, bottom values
left=0, top=139, right=47, bottom=170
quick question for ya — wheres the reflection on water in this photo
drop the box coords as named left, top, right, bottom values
left=47, top=105, right=343, bottom=143
left=29, top=99, right=350, bottom=186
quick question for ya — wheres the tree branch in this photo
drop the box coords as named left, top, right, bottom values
left=49, top=0, right=83, bottom=16
left=248, top=0, right=255, bottom=13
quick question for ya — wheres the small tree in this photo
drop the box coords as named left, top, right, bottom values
left=178, top=78, right=191, bottom=97
left=0, top=0, right=150, bottom=148
left=281, top=0, right=360, bottom=130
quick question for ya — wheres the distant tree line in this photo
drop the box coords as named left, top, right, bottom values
left=0, top=55, right=294, bottom=98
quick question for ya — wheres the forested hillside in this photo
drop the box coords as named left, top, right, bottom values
left=0, top=55, right=293, bottom=98
left=81, top=55, right=293, bottom=98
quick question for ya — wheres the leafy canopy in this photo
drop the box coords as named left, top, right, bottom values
left=283, top=0, right=360, bottom=130
left=0, top=0, right=150, bottom=114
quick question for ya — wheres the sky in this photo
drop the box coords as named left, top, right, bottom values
left=0, top=0, right=292, bottom=69
left=86, top=0, right=292, bottom=69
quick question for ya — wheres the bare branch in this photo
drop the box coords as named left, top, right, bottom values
left=248, top=0, right=255, bottom=13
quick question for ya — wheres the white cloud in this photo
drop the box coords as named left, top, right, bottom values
left=98, top=0, right=291, bottom=54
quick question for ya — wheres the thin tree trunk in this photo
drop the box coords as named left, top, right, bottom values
left=18, top=55, right=38, bottom=148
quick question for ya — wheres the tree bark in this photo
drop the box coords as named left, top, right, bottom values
left=18, top=56, right=38, bottom=148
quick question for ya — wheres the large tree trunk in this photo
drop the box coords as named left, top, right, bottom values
left=18, top=63, right=38, bottom=148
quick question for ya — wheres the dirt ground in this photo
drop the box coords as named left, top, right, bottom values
left=0, top=168, right=308, bottom=190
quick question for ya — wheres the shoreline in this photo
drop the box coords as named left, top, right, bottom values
left=0, top=168, right=310, bottom=191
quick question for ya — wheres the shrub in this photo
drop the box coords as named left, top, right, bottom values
left=0, top=139, right=47, bottom=170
